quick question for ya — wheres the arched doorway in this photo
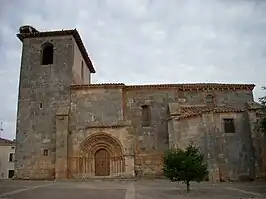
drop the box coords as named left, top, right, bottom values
left=95, top=149, right=110, bottom=176
left=79, top=133, right=125, bottom=177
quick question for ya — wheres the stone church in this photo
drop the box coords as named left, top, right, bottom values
left=14, top=25, right=264, bottom=181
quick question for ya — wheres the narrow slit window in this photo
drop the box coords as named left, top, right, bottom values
left=39, top=102, right=43, bottom=109
left=43, top=149, right=49, bottom=156
left=9, top=153, right=15, bottom=162
left=223, top=118, right=236, bottom=133
left=41, top=43, right=54, bottom=65
left=81, top=61, right=84, bottom=80
left=206, top=94, right=214, bottom=105
left=141, top=105, right=151, bottom=127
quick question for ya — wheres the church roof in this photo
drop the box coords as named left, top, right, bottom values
left=170, top=105, right=245, bottom=120
left=70, top=83, right=255, bottom=91
left=246, top=101, right=263, bottom=110
left=17, top=28, right=95, bottom=73
left=125, top=83, right=255, bottom=90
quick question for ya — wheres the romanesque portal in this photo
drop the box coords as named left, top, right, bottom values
left=78, top=133, right=125, bottom=177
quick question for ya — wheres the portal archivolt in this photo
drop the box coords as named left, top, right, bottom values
left=79, top=133, right=125, bottom=177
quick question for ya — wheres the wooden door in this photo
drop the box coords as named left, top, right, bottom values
left=95, top=149, right=110, bottom=176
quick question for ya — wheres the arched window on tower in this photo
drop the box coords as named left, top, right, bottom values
left=41, top=43, right=54, bottom=65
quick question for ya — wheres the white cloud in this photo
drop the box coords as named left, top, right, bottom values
left=0, top=0, right=266, bottom=139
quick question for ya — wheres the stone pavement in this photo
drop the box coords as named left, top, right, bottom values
left=0, top=179, right=265, bottom=199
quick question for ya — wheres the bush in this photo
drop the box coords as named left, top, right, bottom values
left=163, top=142, right=209, bottom=192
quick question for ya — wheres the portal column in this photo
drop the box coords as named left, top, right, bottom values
left=124, top=155, right=135, bottom=177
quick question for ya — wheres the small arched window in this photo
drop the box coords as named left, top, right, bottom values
left=41, top=43, right=54, bottom=65
left=206, top=94, right=214, bottom=105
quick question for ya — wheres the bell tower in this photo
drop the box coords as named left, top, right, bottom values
left=15, top=25, right=95, bottom=179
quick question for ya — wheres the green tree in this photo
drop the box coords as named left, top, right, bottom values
left=163, top=143, right=209, bottom=193
left=257, top=87, right=266, bottom=135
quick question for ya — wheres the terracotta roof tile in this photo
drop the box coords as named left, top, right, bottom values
left=70, top=83, right=125, bottom=89
left=17, top=29, right=95, bottom=73
left=124, top=83, right=255, bottom=91
left=171, top=105, right=245, bottom=120
left=246, top=101, right=263, bottom=110
left=71, top=83, right=255, bottom=91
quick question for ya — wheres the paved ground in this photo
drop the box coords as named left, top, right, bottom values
left=0, top=179, right=266, bottom=199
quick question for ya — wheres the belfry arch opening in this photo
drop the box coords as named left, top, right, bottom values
left=41, top=42, right=54, bottom=65
left=78, top=133, right=125, bottom=177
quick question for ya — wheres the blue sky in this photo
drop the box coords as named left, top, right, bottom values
left=0, top=0, right=266, bottom=140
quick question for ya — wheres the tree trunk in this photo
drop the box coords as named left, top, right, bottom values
left=186, top=181, right=190, bottom=193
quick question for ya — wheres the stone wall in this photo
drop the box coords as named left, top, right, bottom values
left=69, top=86, right=172, bottom=177
left=213, top=89, right=254, bottom=108
left=72, top=39, right=91, bottom=84
left=123, top=88, right=170, bottom=176
left=55, top=106, right=69, bottom=179
left=124, top=86, right=254, bottom=176
left=69, top=86, right=135, bottom=178
left=170, top=111, right=258, bottom=182
left=15, top=35, right=75, bottom=179
left=69, top=86, right=125, bottom=131
left=176, top=88, right=253, bottom=107
left=247, top=109, right=266, bottom=179
left=66, top=85, right=261, bottom=180
left=123, top=88, right=170, bottom=151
